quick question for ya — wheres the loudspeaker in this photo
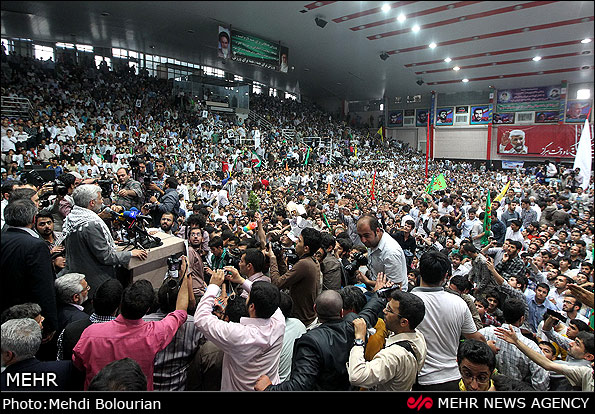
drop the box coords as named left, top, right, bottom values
left=416, top=79, right=425, bottom=86
left=380, top=52, right=389, bottom=61
left=315, top=17, right=328, bottom=28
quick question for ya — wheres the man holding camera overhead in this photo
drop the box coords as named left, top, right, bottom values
left=113, top=167, right=143, bottom=210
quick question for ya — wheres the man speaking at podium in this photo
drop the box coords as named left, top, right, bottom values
left=60, top=184, right=147, bottom=300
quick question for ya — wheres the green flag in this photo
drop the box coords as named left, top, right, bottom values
left=426, top=173, right=447, bottom=194
left=481, top=191, right=492, bottom=246
left=303, top=147, right=310, bottom=166
left=425, top=175, right=435, bottom=194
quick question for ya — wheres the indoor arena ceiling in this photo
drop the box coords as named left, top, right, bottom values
left=1, top=1, right=594, bottom=101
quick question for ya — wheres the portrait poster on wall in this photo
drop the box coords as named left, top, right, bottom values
left=416, top=109, right=429, bottom=127
left=492, top=113, right=515, bottom=124
left=470, top=105, right=492, bottom=125
left=565, top=100, right=592, bottom=123
left=388, top=110, right=403, bottom=127
left=435, top=107, right=454, bottom=126
left=535, top=111, right=559, bottom=124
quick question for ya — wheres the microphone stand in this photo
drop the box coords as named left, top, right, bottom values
left=127, top=218, right=163, bottom=249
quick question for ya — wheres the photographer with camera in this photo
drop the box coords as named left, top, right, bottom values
left=319, top=232, right=342, bottom=291
left=266, top=227, right=322, bottom=328
left=145, top=158, right=168, bottom=196
left=112, top=167, right=143, bottom=210
left=142, top=176, right=181, bottom=228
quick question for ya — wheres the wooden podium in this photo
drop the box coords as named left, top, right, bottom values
left=118, top=232, right=186, bottom=290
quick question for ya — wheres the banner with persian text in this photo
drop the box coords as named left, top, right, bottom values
left=496, top=85, right=561, bottom=112
left=496, top=124, right=583, bottom=158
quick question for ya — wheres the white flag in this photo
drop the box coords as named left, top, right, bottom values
left=573, top=119, right=592, bottom=191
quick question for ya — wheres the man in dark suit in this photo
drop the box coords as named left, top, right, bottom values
left=58, top=279, right=123, bottom=361
left=54, top=273, right=91, bottom=334
left=1, top=199, right=58, bottom=342
left=1, top=318, right=83, bottom=390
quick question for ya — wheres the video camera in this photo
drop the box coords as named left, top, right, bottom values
left=227, top=247, right=242, bottom=270
left=270, top=241, right=300, bottom=266
left=96, top=175, right=113, bottom=199
left=167, top=255, right=183, bottom=279
left=344, top=251, right=368, bottom=279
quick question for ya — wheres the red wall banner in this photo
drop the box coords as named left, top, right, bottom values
left=496, top=124, right=580, bottom=158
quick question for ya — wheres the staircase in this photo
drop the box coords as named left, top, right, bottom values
left=281, top=128, right=296, bottom=142
left=1, top=96, right=34, bottom=120
left=248, top=110, right=273, bottom=131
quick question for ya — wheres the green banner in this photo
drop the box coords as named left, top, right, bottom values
left=496, top=101, right=561, bottom=112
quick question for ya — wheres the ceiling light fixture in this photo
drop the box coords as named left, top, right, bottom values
left=577, top=89, right=591, bottom=99
left=532, top=56, right=542, bottom=61
left=429, top=42, right=437, bottom=49
left=462, top=78, right=469, bottom=83
left=581, top=38, right=592, bottom=44
left=397, top=14, right=406, bottom=22
left=444, top=57, right=452, bottom=63
left=412, top=25, right=420, bottom=33
left=453, top=66, right=460, bottom=71
left=381, top=4, right=391, bottom=13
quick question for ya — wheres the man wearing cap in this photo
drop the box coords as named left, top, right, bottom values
left=499, top=130, right=528, bottom=154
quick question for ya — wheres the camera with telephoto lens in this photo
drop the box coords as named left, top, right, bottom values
left=344, top=252, right=369, bottom=278
left=167, top=255, right=183, bottom=278
left=283, top=247, right=299, bottom=266
left=227, top=248, right=242, bottom=270
left=96, top=174, right=113, bottom=199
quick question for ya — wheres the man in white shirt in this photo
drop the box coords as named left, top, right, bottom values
left=356, top=215, right=408, bottom=291
left=412, top=250, right=485, bottom=391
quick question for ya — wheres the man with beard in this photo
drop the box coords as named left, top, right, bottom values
left=499, top=130, right=528, bottom=154
left=60, top=184, right=147, bottom=300
left=187, top=226, right=207, bottom=302
left=54, top=273, right=90, bottom=334
left=35, top=212, right=66, bottom=273
left=158, top=212, right=175, bottom=235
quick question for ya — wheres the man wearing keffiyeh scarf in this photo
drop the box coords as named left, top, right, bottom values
left=59, top=184, right=147, bottom=300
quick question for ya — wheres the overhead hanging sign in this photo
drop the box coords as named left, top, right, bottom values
left=496, top=85, right=562, bottom=112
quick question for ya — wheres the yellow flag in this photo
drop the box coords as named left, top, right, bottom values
left=377, top=126, right=384, bottom=142
left=494, top=181, right=510, bottom=203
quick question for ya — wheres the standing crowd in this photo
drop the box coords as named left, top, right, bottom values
left=1, top=47, right=593, bottom=393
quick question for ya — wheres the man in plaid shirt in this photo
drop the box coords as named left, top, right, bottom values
left=495, top=240, right=525, bottom=281
left=479, top=298, right=549, bottom=390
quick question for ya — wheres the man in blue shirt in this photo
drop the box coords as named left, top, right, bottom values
left=525, top=282, right=557, bottom=333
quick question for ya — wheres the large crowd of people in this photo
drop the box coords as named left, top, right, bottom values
left=1, top=47, right=593, bottom=393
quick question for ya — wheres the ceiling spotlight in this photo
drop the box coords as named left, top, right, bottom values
left=397, top=14, right=406, bottom=22
left=416, top=79, right=425, bottom=86
left=532, top=56, right=542, bottom=61
left=462, top=78, right=469, bottom=83
left=581, top=38, right=592, bottom=43
left=380, top=52, right=389, bottom=61
left=429, top=42, right=437, bottom=49
left=314, top=17, right=328, bottom=28
left=577, top=89, right=591, bottom=99
left=381, top=4, right=391, bottom=12
left=444, top=57, right=452, bottom=63
left=453, top=66, right=460, bottom=71
left=412, top=25, right=420, bottom=33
